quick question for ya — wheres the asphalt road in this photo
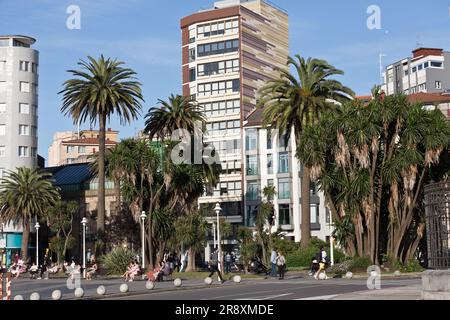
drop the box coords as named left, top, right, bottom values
left=6, top=275, right=421, bottom=300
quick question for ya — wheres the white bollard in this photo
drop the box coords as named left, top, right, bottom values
left=233, top=275, right=242, bottom=283
left=394, top=270, right=401, bottom=277
left=30, top=292, right=40, bottom=300
left=345, top=272, right=353, bottom=279
left=319, top=273, right=327, bottom=280
left=120, top=283, right=129, bottom=293
left=97, top=285, right=106, bottom=296
left=204, top=277, right=213, bottom=285
left=52, top=290, right=62, bottom=300
left=174, top=278, right=182, bottom=287
left=14, top=295, right=24, bottom=300
left=370, top=270, right=379, bottom=277
left=74, top=287, right=84, bottom=298
left=145, top=281, right=155, bottom=290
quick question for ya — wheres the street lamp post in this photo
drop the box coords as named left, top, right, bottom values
left=212, top=222, right=216, bottom=249
left=1, top=223, right=5, bottom=271
left=329, top=208, right=334, bottom=266
left=81, top=217, right=87, bottom=279
left=35, top=222, right=40, bottom=267
left=140, top=211, right=147, bottom=277
left=214, top=203, right=222, bottom=273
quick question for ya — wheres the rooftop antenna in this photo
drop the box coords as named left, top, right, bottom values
left=379, top=53, right=387, bottom=84
left=416, top=35, right=423, bottom=48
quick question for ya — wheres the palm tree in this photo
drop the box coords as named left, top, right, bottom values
left=0, top=168, right=60, bottom=262
left=144, top=94, right=205, bottom=141
left=258, top=55, right=354, bottom=247
left=59, top=55, right=144, bottom=233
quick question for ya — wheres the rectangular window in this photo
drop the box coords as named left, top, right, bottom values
left=431, top=61, right=443, bottom=68
left=189, top=68, right=196, bottom=82
left=20, top=81, right=30, bottom=93
left=31, top=126, right=37, bottom=137
left=32, top=63, right=38, bottom=74
left=66, top=146, right=74, bottom=153
left=0, top=146, right=5, bottom=157
left=18, top=146, right=28, bottom=157
left=246, top=155, right=258, bottom=175
left=189, top=48, right=196, bottom=63
left=246, top=129, right=257, bottom=151
left=279, top=132, right=288, bottom=149
left=78, top=146, right=86, bottom=153
left=247, top=181, right=259, bottom=201
left=424, top=62, right=429, bottom=68
left=311, top=205, right=319, bottom=224
left=418, top=64, right=423, bottom=71
left=279, top=152, right=289, bottom=173
left=32, top=104, right=37, bottom=115
left=0, top=103, right=5, bottom=113
left=32, top=83, right=38, bottom=94
left=19, top=103, right=29, bottom=114
left=279, top=204, right=290, bottom=225
left=198, top=39, right=239, bottom=57
left=0, top=124, right=5, bottom=135
left=267, top=179, right=274, bottom=200
left=412, top=67, right=417, bottom=73
left=19, top=61, right=29, bottom=72
left=278, top=178, right=290, bottom=199
left=19, top=125, right=29, bottom=135
left=267, top=130, right=272, bottom=149
left=436, top=81, right=442, bottom=89
left=31, top=147, right=37, bottom=158
left=267, top=154, right=273, bottom=174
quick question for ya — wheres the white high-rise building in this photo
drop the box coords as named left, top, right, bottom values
left=0, top=35, right=39, bottom=264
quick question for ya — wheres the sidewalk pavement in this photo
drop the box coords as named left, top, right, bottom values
left=332, top=283, right=422, bottom=300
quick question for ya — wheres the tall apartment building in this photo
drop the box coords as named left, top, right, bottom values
left=382, top=48, right=450, bottom=96
left=48, top=129, right=119, bottom=167
left=0, top=35, right=39, bottom=264
left=181, top=0, right=289, bottom=258
left=243, top=113, right=331, bottom=243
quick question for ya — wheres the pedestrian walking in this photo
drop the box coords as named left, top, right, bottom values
left=208, top=249, right=224, bottom=283
left=224, top=252, right=232, bottom=274
left=276, top=251, right=286, bottom=280
left=180, top=251, right=188, bottom=272
left=270, top=249, right=277, bottom=277
left=314, top=247, right=330, bottom=280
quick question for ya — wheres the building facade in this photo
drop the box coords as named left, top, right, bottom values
left=181, top=0, right=291, bottom=259
left=244, top=112, right=331, bottom=243
left=48, top=129, right=119, bottom=167
left=382, top=48, right=450, bottom=96
left=0, top=35, right=39, bottom=265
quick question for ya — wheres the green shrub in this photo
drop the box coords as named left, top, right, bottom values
left=284, top=239, right=347, bottom=268
left=272, top=237, right=299, bottom=255
left=393, top=259, right=424, bottom=273
left=100, top=247, right=136, bottom=275
left=348, top=256, right=373, bottom=272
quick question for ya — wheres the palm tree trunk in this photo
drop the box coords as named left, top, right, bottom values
left=301, top=166, right=311, bottom=248
left=114, top=178, right=121, bottom=214
left=21, top=221, right=30, bottom=262
left=186, top=248, right=196, bottom=272
left=97, top=113, right=107, bottom=233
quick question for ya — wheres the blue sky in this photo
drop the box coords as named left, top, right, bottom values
left=2, top=0, right=450, bottom=162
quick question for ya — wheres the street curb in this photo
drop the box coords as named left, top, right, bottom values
left=65, top=281, right=248, bottom=300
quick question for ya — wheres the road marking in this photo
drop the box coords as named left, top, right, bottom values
left=206, top=284, right=322, bottom=300
left=296, top=295, right=338, bottom=300
left=235, top=293, right=293, bottom=300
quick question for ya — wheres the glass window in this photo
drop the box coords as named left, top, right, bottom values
left=311, top=205, right=319, bottom=224
left=19, top=103, right=29, bottom=114
left=279, top=152, right=289, bottom=173
left=189, top=68, right=196, bottom=82
left=19, top=124, right=30, bottom=135
left=436, top=81, right=442, bottom=89
left=78, top=146, right=86, bottom=153
left=246, top=155, right=258, bottom=175
left=267, top=130, right=272, bottom=149
left=246, top=129, right=257, bottom=151
left=278, top=178, right=290, bottom=199
left=20, top=82, right=30, bottom=93
left=267, top=154, right=273, bottom=174
left=247, top=181, right=259, bottom=201
left=18, top=146, right=28, bottom=157
left=66, top=146, right=74, bottom=153
left=19, top=61, right=29, bottom=72
left=267, top=179, right=274, bottom=200
left=279, top=204, right=290, bottom=225
left=431, top=61, right=443, bottom=68
left=30, top=147, right=37, bottom=158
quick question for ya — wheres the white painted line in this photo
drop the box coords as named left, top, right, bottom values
left=235, top=293, right=293, bottom=300
left=296, top=295, right=338, bottom=300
